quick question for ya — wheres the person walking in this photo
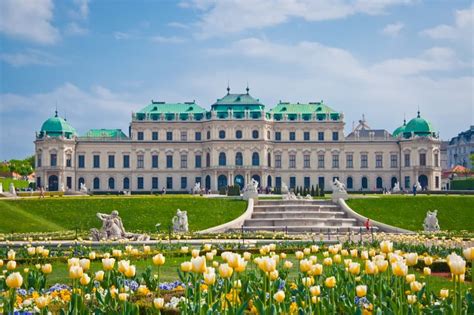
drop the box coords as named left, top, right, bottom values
left=39, top=186, right=45, bottom=199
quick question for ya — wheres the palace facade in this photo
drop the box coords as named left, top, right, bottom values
left=34, top=89, right=442, bottom=193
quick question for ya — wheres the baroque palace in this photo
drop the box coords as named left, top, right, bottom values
left=34, top=88, right=442, bottom=193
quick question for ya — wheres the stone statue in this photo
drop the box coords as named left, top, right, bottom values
left=0, top=182, right=3, bottom=193
left=416, top=181, right=422, bottom=191
left=423, top=210, right=440, bottom=232
left=392, top=182, right=400, bottom=193
left=242, top=179, right=259, bottom=201
left=305, top=194, right=312, bottom=200
left=192, top=182, right=201, bottom=194
left=172, top=209, right=189, bottom=233
left=9, top=183, right=17, bottom=196
left=283, top=191, right=297, bottom=200
left=80, top=183, right=88, bottom=193
left=281, top=182, right=289, bottom=194
left=90, top=210, right=150, bottom=241
left=331, top=178, right=348, bottom=202
left=60, top=184, right=65, bottom=192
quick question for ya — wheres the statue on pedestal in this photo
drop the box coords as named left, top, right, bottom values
left=0, top=182, right=3, bottom=193
left=172, top=209, right=189, bottom=233
left=331, top=178, right=348, bottom=202
left=192, top=182, right=201, bottom=194
left=281, top=182, right=289, bottom=194
left=90, top=210, right=150, bottom=241
left=242, top=178, right=259, bottom=200
left=423, top=210, right=440, bottom=232
left=392, top=182, right=400, bottom=193
left=80, top=183, right=88, bottom=193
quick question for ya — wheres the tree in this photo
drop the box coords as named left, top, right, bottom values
left=470, top=153, right=474, bottom=171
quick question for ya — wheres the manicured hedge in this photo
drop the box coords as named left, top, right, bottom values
left=451, top=178, right=474, bottom=190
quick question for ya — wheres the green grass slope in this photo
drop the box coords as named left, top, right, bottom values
left=347, top=195, right=474, bottom=232
left=0, top=196, right=246, bottom=233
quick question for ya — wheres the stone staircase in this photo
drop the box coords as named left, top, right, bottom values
left=242, top=199, right=371, bottom=234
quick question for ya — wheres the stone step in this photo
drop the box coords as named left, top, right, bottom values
left=257, top=200, right=334, bottom=206
left=243, top=218, right=357, bottom=227
left=240, top=226, right=373, bottom=233
left=251, top=211, right=346, bottom=219
left=254, top=205, right=340, bottom=212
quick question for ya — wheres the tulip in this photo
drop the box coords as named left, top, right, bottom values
left=89, top=251, right=96, bottom=260
left=36, top=246, right=44, bottom=255
left=280, top=252, right=287, bottom=259
left=349, top=262, right=360, bottom=275
left=125, top=245, right=133, bottom=253
left=24, top=268, right=29, bottom=273
left=310, top=255, right=318, bottom=264
left=405, top=253, right=418, bottom=267
left=304, top=248, right=311, bottom=256
left=203, top=243, right=212, bottom=252
left=269, top=270, right=279, bottom=281
left=392, top=261, right=408, bottom=277
left=112, top=249, right=122, bottom=257
left=423, top=267, right=431, bottom=276
left=341, top=249, right=349, bottom=256
left=68, top=258, right=80, bottom=267
left=284, top=260, right=293, bottom=269
left=0, top=259, right=3, bottom=267
left=407, top=294, right=417, bottom=304
left=124, top=265, right=136, bottom=278
left=191, top=249, right=200, bottom=258
left=310, top=285, right=321, bottom=296
left=325, top=276, right=336, bottom=288
left=323, top=251, right=329, bottom=257
left=410, top=281, right=423, bottom=292
left=118, top=260, right=130, bottom=273
left=153, top=253, right=166, bottom=266
left=80, top=273, right=91, bottom=286
left=300, top=259, right=312, bottom=273
left=302, top=277, right=314, bottom=287
left=365, top=261, right=378, bottom=275
left=206, top=252, right=214, bottom=261
left=463, top=247, right=474, bottom=261
left=273, top=290, right=285, bottom=303
left=323, top=257, right=333, bottom=266
left=243, top=252, right=252, bottom=261
left=424, top=256, right=433, bottom=266
left=79, top=258, right=90, bottom=271
left=181, top=246, right=189, bottom=254
left=234, top=257, right=247, bottom=273
left=311, top=296, right=320, bottom=304
left=439, top=289, right=449, bottom=298
left=350, top=249, right=358, bottom=257
left=69, top=265, right=83, bottom=279
left=406, top=274, right=416, bottom=283
left=311, top=245, right=319, bottom=253
left=295, top=251, right=304, bottom=260
left=380, top=240, right=393, bottom=253
left=7, top=250, right=16, bottom=260
left=356, top=285, right=367, bottom=297
left=35, top=296, right=50, bottom=309
left=7, top=260, right=16, bottom=270
left=118, top=293, right=129, bottom=301
left=181, top=261, right=193, bottom=272
left=259, top=257, right=276, bottom=273
left=204, top=271, right=216, bottom=285
left=41, top=264, right=52, bottom=274
left=269, top=243, right=276, bottom=251
left=218, top=263, right=233, bottom=278
left=35, top=264, right=41, bottom=270
left=191, top=256, right=207, bottom=273
left=227, top=253, right=240, bottom=268
left=41, top=249, right=49, bottom=257
left=27, top=247, right=36, bottom=256
left=154, top=297, right=165, bottom=309
left=6, top=272, right=23, bottom=288
left=233, top=279, right=242, bottom=288
left=333, top=254, right=342, bottom=264
left=375, top=259, right=389, bottom=272
left=102, top=258, right=115, bottom=271
left=447, top=253, right=466, bottom=276
left=95, top=270, right=105, bottom=282
left=310, top=264, right=323, bottom=276
left=361, top=251, right=369, bottom=260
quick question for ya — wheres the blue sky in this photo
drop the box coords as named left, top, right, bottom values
left=0, top=0, right=473, bottom=160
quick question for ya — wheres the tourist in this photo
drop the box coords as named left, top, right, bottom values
left=365, top=218, right=371, bottom=232
left=162, top=187, right=166, bottom=195
left=39, top=186, right=45, bottom=199
left=412, top=184, right=417, bottom=196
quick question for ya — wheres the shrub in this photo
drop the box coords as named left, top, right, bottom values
left=227, top=185, right=241, bottom=196
left=451, top=178, right=474, bottom=190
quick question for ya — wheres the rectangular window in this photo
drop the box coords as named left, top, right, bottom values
left=93, top=155, right=100, bottom=168
left=275, top=154, right=282, bottom=168
left=37, top=154, right=42, bottom=167
left=195, top=132, right=201, bottom=141
left=181, top=131, right=187, bottom=141
left=275, top=132, right=281, bottom=141
left=361, top=154, right=368, bottom=169
left=152, top=155, right=158, bottom=168
left=304, top=132, right=310, bottom=141
left=166, top=177, right=173, bottom=189
left=289, top=177, right=296, bottom=189
left=195, top=177, right=201, bottom=185
left=152, top=177, right=159, bottom=190
left=404, top=176, right=411, bottom=189
left=275, top=177, right=282, bottom=188
left=289, top=154, right=296, bottom=168
left=181, top=155, right=187, bottom=169
left=108, top=155, right=115, bottom=168
left=346, top=154, right=353, bottom=168
left=332, top=154, right=339, bottom=168
left=137, top=177, right=144, bottom=189
left=181, top=177, right=187, bottom=189
left=304, top=177, right=310, bottom=188
left=435, top=176, right=439, bottom=188
left=434, top=153, right=439, bottom=167
left=376, top=154, right=383, bottom=168
left=419, top=153, right=426, bottom=166
left=152, top=132, right=158, bottom=141
left=166, top=155, right=173, bottom=168
left=404, top=153, right=410, bottom=167
left=390, top=154, right=398, bottom=168
left=137, top=132, right=144, bottom=141
left=137, top=155, right=144, bottom=168
left=304, top=154, right=310, bottom=168
left=50, top=154, right=57, bottom=167
left=332, top=132, right=339, bottom=141
left=66, top=156, right=72, bottom=168
left=195, top=155, right=202, bottom=168
left=123, top=155, right=130, bottom=168
left=166, top=131, right=173, bottom=141
left=289, top=132, right=296, bottom=141
left=318, top=132, right=324, bottom=141
left=78, top=155, right=85, bottom=168
left=318, top=177, right=325, bottom=190
left=66, top=177, right=72, bottom=189
left=318, top=154, right=325, bottom=169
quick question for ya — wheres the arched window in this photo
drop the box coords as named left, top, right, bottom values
left=252, top=152, right=260, bottom=166
left=267, top=130, right=270, bottom=140
left=219, top=152, right=226, bottom=166
left=267, top=175, right=272, bottom=187
left=205, top=175, right=211, bottom=190
left=347, top=177, right=353, bottom=189
left=376, top=177, right=383, bottom=189
left=123, top=177, right=130, bottom=190
left=361, top=177, right=368, bottom=189
left=252, top=130, right=259, bottom=139
left=217, top=175, right=227, bottom=189
left=235, top=130, right=242, bottom=139
left=93, top=177, right=100, bottom=190
left=206, top=153, right=210, bottom=167
left=206, top=130, right=211, bottom=139
left=235, top=152, right=243, bottom=166
left=267, top=152, right=271, bottom=167
left=78, top=177, right=85, bottom=190
left=219, top=130, right=226, bottom=139
left=108, top=177, right=115, bottom=190
left=391, top=177, right=398, bottom=188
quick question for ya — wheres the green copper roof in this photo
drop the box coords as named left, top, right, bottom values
left=40, top=112, right=77, bottom=138
left=392, top=120, right=407, bottom=137
left=404, top=111, right=435, bottom=136
left=211, top=90, right=265, bottom=111
left=82, top=129, right=128, bottom=139
left=271, top=101, right=337, bottom=114
left=138, top=101, right=206, bottom=114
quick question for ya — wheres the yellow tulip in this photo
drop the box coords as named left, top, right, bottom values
left=143, top=245, right=151, bottom=254
left=203, top=243, right=212, bottom=251
left=410, top=281, right=423, bottom=292
left=27, top=247, right=36, bottom=256
left=405, top=253, right=418, bottom=267
left=259, top=257, right=276, bottom=273
left=233, top=279, right=242, bottom=288
left=7, top=260, right=16, bottom=270
left=439, top=289, right=449, bottom=299
left=424, top=256, right=433, bottom=266
left=191, top=249, right=200, bottom=258
left=206, top=252, right=214, bottom=261
left=124, top=265, right=136, bottom=278
left=180, top=246, right=189, bottom=254
left=112, top=249, right=122, bottom=258
left=153, top=254, right=166, bottom=266
left=102, top=258, right=115, bottom=271
left=310, top=263, right=323, bottom=276
left=79, top=258, right=90, bottom=271
left=0, top=259, right=3, bottom=267
left=303, top=248, right=311, bottom=256
left=310, top=285, right=321, bottom=296
left=41, top=264, right=52, bottom=274
left=35, top=296, right=50, bottom=309
left=24, top=268, right=29, bottom=273
left=204, top=271, right=216, bottom=285
left=349, top=262, right=360, bottom=275
left=6, top=272, right=23, bottom=289
left=273, top=290, right=285, bottom=303
left=284, top=260, right=293, bottom=269
left=392, top=261, right=408, bottom=277
left=463, top=247, right=474, bottom=261
left=118, top=260, right=130, bottom=274
left=323, top=257, right=333, bottom=266
left=191, top=256, right=207, bottom=273
left=333, top=254, right=341, bottom=264
left=180, top=261, right=192, bottom=272
left=311, top=296, right=320, bottom=304
left=80, top=273, right=91, bottom=286
left=380, top=240, right=393, bottom=254
left=69, top=265, right=83, bottom=279
left=300, top=259, right=312, bottom=273
left=365, top=261, right=378, bottom=275
left=407, top=294, right=417, bottom=304
left=218, top=263, right=233, bottom=278
left=311, top=245, right=319, bottom=253
left=356, top=285, right=367, bottom=297
left=302, top=277, right=314, bottom=287
left=341, top=249, right=349, bottom=256
left=269, top=270, right=279, bottom=281
left=325, top=276, right=336, bottom=288
left=243, top=252, right=252, bottom=261
left=375, top=260, right=389, bottom=272
left=447, top=253, right=466, bottom=276
left=423, top=267, right=431, bottom=276
left=406, top=274, right=416, bottom=283
left=295, top=251, right=304, bottom=260
left=350, top=249, right=358, bottom=258
left=7, top=250, right=16, bottom=260
left=269, top=243, right=276, bottom=251
left=68, top=258, right=80, bottom=267
left=154, top=297, right=165, bottom=309
left=361, top=251, right=369, bottom=260
left=234, top=257, right=247, bottom=273
left=280, top=252, right=287, bottom=259
left=118, top=293, right=129, bottom=301
left=95, top=270, right=105, bottom=282
left=41, top=249, right=49, bottom=258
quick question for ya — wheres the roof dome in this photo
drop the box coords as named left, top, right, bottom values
left=403, top=111, right=436, bottom=137
left=39, top=111, right=77, bottom=138
left=392, top=121, right=406, bottom=137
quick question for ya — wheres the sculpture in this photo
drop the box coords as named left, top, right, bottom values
left=9, top=183, right=17, bottom=196
left=90, top=210, right=150, bottom=241
left=172, top=209, right=189, bottom=233
left=283, top=191, right=297, bottom=200
left=0, top=182, right=3, bottom=193
left=423, top=210, right=440, bottom=232
left=416, top=181, right=422, bottom=191
left=331, top=178, right=348, bottom=202
left=242, top=179, right=259, bottom=200
left=192, top=182, right=201, bottom=194
left=281, top=182, right=289, bottom=194
left=305, top=194, right=312, bottom=200
left=60, top=184, right=65, bottom=192
left=80, top=183, right=88, bottom=193
left=392, top=182, right=400, bottom=193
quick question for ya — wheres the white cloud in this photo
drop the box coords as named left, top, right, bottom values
left=65, top=22, right=88, bottom=36
left=114, top=32, right=132, bottom=40
left=150, top=35, right=186, bottom=44
left=168, top=22, right=189, bottom=29
left=0, top=49, right=62, bottom=67
left=381, top=22, right=404, bottom=37
left=420, top=5, right=473, bottom=41
left=69, top=0, right=90, bottom=20
left=0, top=0, right=60, bottom=44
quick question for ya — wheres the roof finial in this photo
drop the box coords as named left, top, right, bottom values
left=55, top=103, right=58, bottom=117
left=246, top=81, right=249, bottom=94
left=403, top=113, right=406, bottom=125
left=417, top=106, right=420, bottom=118
left=227, top=81, right=230, bottom=94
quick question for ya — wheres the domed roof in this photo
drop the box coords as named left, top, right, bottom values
left=392, top=119, right=407, bottom=137
left=404, top=111, right=435, bottom=136
left=39, top=111, right=77, bottom=138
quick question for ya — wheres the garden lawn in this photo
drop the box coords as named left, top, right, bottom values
left=347, top=195, right=474, bottom=232
left=0, top=195, right=246, bottom=233
left=0, top=178, right=29, bottom=190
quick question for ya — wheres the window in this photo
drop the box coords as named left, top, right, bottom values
left=332, top=154, right=339, bottom=168
left=419, top=153, right=426, bottom=166
left=195, top=132, right=201, bottom=141
left=37, top=154, right=42, bottom=167
left=304, top=154, right=310, bottom=168
left=166, top=132, right=173, bottom=141
left=166, top=177, right=173, bottom=189
left=267, top=153, right=271, bottom=167
left=181, top=155, right=188, bottom=168
left=318, top=132, right=324, bottom=141
left=304, top=132, right=310, bottom=141
left=275, top=132, right=281, bottom=141
left=181, top=177, right=187, bottom=189
left=234, top=152, right=242, bottom=166
left=219, top=152, right=226, bottom=166
left=93, top=155, right=100, bottom=168
left=346, top=154, right=353, bottom=168
left=376, top=177, right=383, bottom=189
left=181, top=131, right=187, bottom=141
left=347, top=177, right=353, bottom=189
left=50, top=153, right=57, bottom=167
left=361, top=177, right=368, bottom=189
left=166, top=155, right=173, bottom=168
left=152, top=177, right=159, bottom=190
left=108, top=177, right=115, bottom=190
left=404, top=153, right=410, bottom=167
left=289, top=132, right=296, bottom=141
left=318, top=154, right=325, bottom=169
left=404, top=176, right=410, bottom=189
left=123, top=177, right=130, bottom=190
left=435, top=176, right=439, bottom=188
left=152, top=155, right=159, bottom=168
left=390, top=154, right=398, bottom=168
left=289, top=154, right=296, bottom=168
left=275, top=154, right=282, bottom=168
left=195, top=177, right=201, bottom=185
left=252, top=130, right=259, bottom=139
left=137, top=177, right=144, bottom=189
left=434, top=153, right=439, bottom=167
left=304, top=177, right=310, bottom=188
left=78, top=155, right=85, bottom=168
left=267, top=130, right=271, bottom=140
left=375, top=154, right=383, bottom=168
left=207, top=131, right=211, bottom=139
left=276, top=177, right=281, bottom=188
left=93, top=177, right=100, bottom=190
left=195, top=155, right=202, bottom=168
left=137, top=132, right=144, bottom=140
left=152, top=132, right=158, bottom=141
left=219, top=130, right=226, bottom=139
left=361, top=154, right=368, bottom=168
left=66, top=177, right=72, bottom=189
left=206, top=153, right=210, bottom=167
left=290, top=177, right=296, bottom=189
left=137, top=155, right=144, bottom=168
left=66, top=155, right=72, bottom=167
left=236, top=130, right=242, bottom=139
left=123, top=155, right=130, bottom=168
left=108, top=155, right=115, bottom=168
left=318, top=177, right=325, bottom=190
left=332, top=132, right=339, bottom=141
left=252, top=152, right=260, bottom=166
